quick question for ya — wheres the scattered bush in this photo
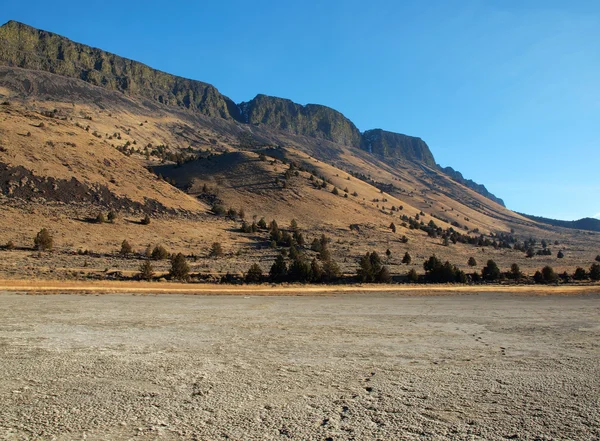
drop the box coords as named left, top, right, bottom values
left=595, top=255, right=600, bottom=263
left=540, top=265, right=558, bottom=284
left=245, top=263, right=263, bottom=283
left=590, top=263, right=600, bottom=281
left=557, top=250, right=564, bottom=259
left=467, top=257, right=477, bottom=267
left=209, top=242, right=224, bottom=258
left=402, top=252, right=412, bottom=265
left=120, top=240, right=133, bottom=256
left=151, top=245, right=169, bottom=260
left=170, top=253, right=190, bottom=281
left=141, top=214, right=151, bottom=225
left=573, top=267, right=587, bottom=280
left=5, top=240, right=15, bottom=250
left=269, top=255, right=288, bottom=282
left=95, top=213, right=106, bottom=224
left=357, top=251, right=391, bottom=283
left=138, top=261, right=154, bottom=281
left=406, top=268, right=418, bottom=282
left=34, top=228, right=53, bottom=251
left=107, top=211, right=117, bottom=223
left=481, top=259, right=501, bottom=281
left=509, top=263, right=522, bottom=280
left=423, top=254, right=466, bottom=283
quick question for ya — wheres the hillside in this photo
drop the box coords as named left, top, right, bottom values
left=0, top=21, right=598, bottom=284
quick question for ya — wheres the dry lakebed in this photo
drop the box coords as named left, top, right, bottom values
left=0, top=291, right=599, bottom=440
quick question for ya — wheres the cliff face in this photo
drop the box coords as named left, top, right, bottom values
left=361, top=129, right=436, bottom=167
left=239, top=94, right=362, bottom=147
left=0, top=21, right=240, bottom=120
left=441, top=166, right=505, bottom=207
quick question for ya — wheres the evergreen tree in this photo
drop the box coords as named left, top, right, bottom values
left=138, top=260, right=154, bottom=281
left=120, top=240, right=133, bottom=256
left=107, top=211, right=117, bottom=223
left=95, top=213, right=106, bottom=224
left=321, top=258, right=341, bottom=282
left=573, top=267, right=587, bottom=280
left=482, top=260, right=501, bottom=281
left=468, top=257, right=477, bottom=267
left=257, top=217, right=267, bottom=229
left=34, top=228, right=53, bottom=251
left=141, top=214, right=151, bottom=225
left=389, top=222, right=396, bottom=233
left=402, top=252, right=412, bottom=265
left=510, top=263, right=522, bottom=280
left=151, top=245, right=169, bottom=260
left=541, top=266, right=558, bottom=284
left=557, top=250, right=564, bottom=259
left=245, top=263, right=263, bottom=283
left=269, top=255, right=288, bottom=282
left=170, top=253, right=190, bottom=281
left=209, top=242, right=224, bottom=258
left=590, top=263, right=600, bottom=281
left=310, top=258, right=323, bottom=282
left=407, top=268, right=418, bottom=282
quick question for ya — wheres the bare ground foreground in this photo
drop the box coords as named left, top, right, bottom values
left=0, top=292, right=599, bottom=441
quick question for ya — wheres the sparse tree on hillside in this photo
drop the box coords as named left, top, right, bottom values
left=590, top=263, right=600, bottom=281
left=107, top=211, right=117, bottom=223
left=407, top=268, right=418, bottom=283
left=151, top=245, right=169, bottom=260
left=120, top=240, right=133, bottom=256
left=357, top=251, right=390, bottom=283
left=389, top=223, right=396, bottom=233
left=290, top=219, right=298, bottom=232
left=510, top=263, right=522, bottom=280
left=402, top=252, right=412, bottom=265
left=541, top=265, right=558, bottom=284
left=468, top=257, right=477, bottom=267
left=482, top=260, right=501, bottom=281
left=257, top=217, right=267, bottom=229
left=595, top=255, right=600, bottom=263
left=141, top=214, right=151, bottom=225
left=269, top=255, right=288, bottom=282
left=34, top=228, right=53, bottom=251
left=557, top=250, right=564, bottom=259
left=209, top=242, right=224, bottom=258
left=573, top=267, right=587, bottom=280
left=170, top=253, right=190, bottom=281
left=95, top=213, right=106, bottom=224
left=245, top=263, right=263, bottom=283
left=138, top=261, right=154, bottom=281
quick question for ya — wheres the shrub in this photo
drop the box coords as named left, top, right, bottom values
left=141, top=214, right=151, bottom=225
left=151, top=245, right=169, bottom=260
left=595, top=255, right=600, bottom=263
left=107, top=211, right=117, bottom=223
left=34, top=228, right=53, bottom=251
left=468, top=257, right=477, bottom=267
left=402, top=252, right=412, bottom=265
left=590, top=263, right=600, bottom=281
left=245, top=263, right=263, bottom=283
left=573, top=267, right=587, bottom=280
left=541, top=265, right=558, bottom=284
left=526, top=247, right=535, bottom=258
left=257, top=218, right=267, bottom=229
left=557, top=250, right=564, bottom=259
left=401, top=235, right=408, bottom=243
left=389, top=223, right=396, bottom=233
left=211, top=204, right=226, bottom=216
left=170, top=253, right=190, bottom=281
left=138, top=261, right=154, bottom=281
left=209, top=242, right=224, bottom=258
left=357, top=251, right=390, bottom=283
left=5, top=240, right=15, bottom=250
left=423, top=254, right=465, bottom=283
left=482, top=260, right=501, bottom=281
left=120, top=240, right=133, bottom=256
left=269, top=255, right=288, bottom=282
left=321, top=258, right=341, bottom=282
left=509, top=263, right=522, bottom=280
left=533, top=271, right=544, bottom=283
left=95, top=213, right=106, bottom=224
left=406, top=268, right=418, bottom=282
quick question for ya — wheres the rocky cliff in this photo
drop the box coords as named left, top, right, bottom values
left=0, top=21, right=240, bottom=120
left=440, top=166, right=505, bottom=207
left=361, top=129, right=436, bottom=167
left=239, top=94, right=362, bottom=147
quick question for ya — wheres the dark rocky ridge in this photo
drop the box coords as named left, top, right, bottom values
left=440, top=166, right=505, bottom=207
left=0, top=20, right=505, bottom=206
left=0, top=20, right=240, bottom=120
left=239, top=94, right=362, bottom=147
left=362, top=129, right=436, bottom=167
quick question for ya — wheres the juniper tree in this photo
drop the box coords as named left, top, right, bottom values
left=138, top=261, right=154, bottom=281
left=34, top=228, right=53, bottom=251
left=170, top=253, right=190, bottom=281
left=120, top=240, right=133, bottom=256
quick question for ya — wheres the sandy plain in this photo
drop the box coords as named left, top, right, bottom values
left=1, top=291, right=599, bottom=440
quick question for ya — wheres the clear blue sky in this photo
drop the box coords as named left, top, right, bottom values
left=2, top=1, right=599, bottom=220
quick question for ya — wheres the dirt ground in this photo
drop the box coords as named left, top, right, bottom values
left=1, top=292, right=599, bottom=440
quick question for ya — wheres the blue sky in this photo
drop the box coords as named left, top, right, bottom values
left=1, top=1, right=599, bottom=220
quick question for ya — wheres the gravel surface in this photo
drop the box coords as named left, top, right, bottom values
left=0, top=292, right=599, bottom=440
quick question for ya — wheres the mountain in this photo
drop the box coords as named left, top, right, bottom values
left=440, top=166, right=505, bottom=207
left=0, top=21, right=497, bottom=199
left=0, top=20, right=240, bottom=120
left=518, top=213, right=600, bottom=233
left=2, top=20, right=597, bottom=282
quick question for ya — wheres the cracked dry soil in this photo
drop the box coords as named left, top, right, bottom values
left=0, top=292, right=599, bottom=440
